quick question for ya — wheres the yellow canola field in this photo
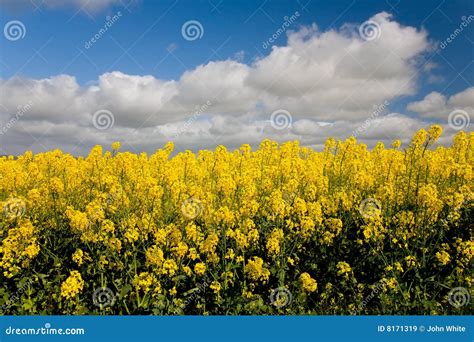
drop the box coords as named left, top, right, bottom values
left=0, top=126, right=472, bottom=314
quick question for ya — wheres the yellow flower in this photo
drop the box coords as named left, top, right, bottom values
left=210, top=281, right=221, bottom=294
left=405, top=256, right=417, bottom=268
left=300, top=272, right=317, bottom=292
left=65, top=208, right=89, bottom=233
left=72, top=249, right=84, bottom=266
left=133, top=272, right=156, bottom=293
left=435, top=251, right=450, bottom=266
left=242, top=289, right=254, bottom=299
left=194, top=262, right=206, bottom=276
left=201, top=232, right=219, bottom=254
left=172, top=242, right=188, bottom=259
left=188, top=248, right=200, bottom=261
left=427, top=124, right=443, bottom=143
left=162, top=259, right=178, bottom=277
left=23, top=243, right=40, bottom=259
left=225, top=248, right=235, bottom=260
left=391, top=139, right=401, bottom=148
left=50, top=177, right=64, bottom=194
left=266, top=228, right=284, bottom=257
left=182, top=265, right=192, bottom=277
left=244, top=257, right=270, bottom=283
left=381, top=277, right=398, bottom=290
left=60, top=271, right=84, bottom=300
left=146, top=246, right=164, bottom=267
left=0, top=219, right=39, bottom=278
left=411, top=128, right=427, bottom=147
left=337, top=262, right=352, bottom=277
left=0, top=126, right=471, bottom=315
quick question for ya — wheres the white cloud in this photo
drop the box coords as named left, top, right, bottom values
left=0, top=110, right=462, bottom=157
left=0, top=75, right=85, bottom=123
left=449, top=87, right=474, bottom=108
left=407, top=87, right=474, bottom=120
left=1, top=11, right=459, bottom=155
left=248, top=12, right=431, bottom=121
left=406, top=92, right=447, bottom=117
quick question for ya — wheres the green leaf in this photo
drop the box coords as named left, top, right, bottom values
left=118, top=284, right=132, bottom=299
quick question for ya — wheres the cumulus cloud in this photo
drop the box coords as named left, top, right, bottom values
left=2, top=111, right=450, bottom=157
left=248, top=12, right=431, bottom=120
left=0, top=12, right=461, bottom=155
left=406, top=92, right=447, bottom=116
left=0, top=75, right=85, bottom=123
left=407, top=87, right=474, bottom=121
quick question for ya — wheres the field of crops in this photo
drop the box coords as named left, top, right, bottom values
left=0, top=125, right=472, bottom=315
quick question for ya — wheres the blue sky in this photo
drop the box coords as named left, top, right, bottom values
left=0, top=0, right=473, bottom=155
left=1, top=0, right=473, bottom=90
